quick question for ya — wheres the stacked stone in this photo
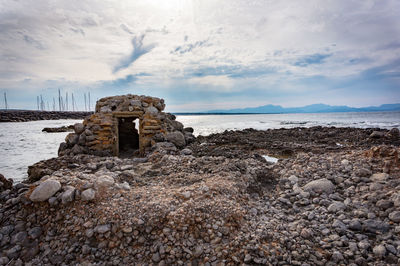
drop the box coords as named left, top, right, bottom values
left=58, top=94, right=195, bottom=157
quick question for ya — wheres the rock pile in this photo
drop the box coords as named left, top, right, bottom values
left=1, top=127, right=400, bottom=265
left=58, top=95, right=195, bottom=157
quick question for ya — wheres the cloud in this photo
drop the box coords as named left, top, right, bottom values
left=294, top=54, right=332, bottom=67
left=113, top=34, right=156, bottom=73
left=171, top=40, right=210, bottom=55
left=120, top=24, right=133, bottom=34
left=23, top=35, right=45, bottom=50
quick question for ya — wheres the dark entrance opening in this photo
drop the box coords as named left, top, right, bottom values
left=118, top=117, right=139, bottom=157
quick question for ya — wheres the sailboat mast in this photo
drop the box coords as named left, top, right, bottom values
left=4, top=92, right=8, bottom=110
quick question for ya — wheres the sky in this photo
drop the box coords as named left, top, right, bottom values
left=0, top=0, right=400, bottom=112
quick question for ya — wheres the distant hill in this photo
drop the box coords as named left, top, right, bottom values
left=205, top=103, right=400, bottom=114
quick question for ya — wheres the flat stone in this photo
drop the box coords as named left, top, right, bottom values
left=303, top=178, right=335, bottom=194
left=29, top=179, right=61, bottom=202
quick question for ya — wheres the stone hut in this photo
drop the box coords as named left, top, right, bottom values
left=58, top=95, right=195, bottom=157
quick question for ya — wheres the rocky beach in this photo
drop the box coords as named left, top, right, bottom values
left=0, top=125, right=399, bottom=265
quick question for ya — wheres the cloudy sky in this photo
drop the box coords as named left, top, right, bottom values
left=1, top=0, right=399, bottom=111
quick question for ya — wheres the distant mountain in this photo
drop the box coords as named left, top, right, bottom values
left=205, top=103, right=400, bottom=114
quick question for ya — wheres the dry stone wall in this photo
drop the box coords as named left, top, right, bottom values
left=58, top=94, right=195, bottom=157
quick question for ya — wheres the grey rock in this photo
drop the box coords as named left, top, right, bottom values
left=95, top=175, right=115, bottom=188
left=61, top=188, right=75, bottom=204
left=130, top=100, right=142, bottom=107
left=81, top=188, right=96, bottom=201
left=373, top=245, right=386, bottom=257
left=94, top=224, right=111, bottom=234
left=362, top=219, right=390, bottom=233
left=370, top=131, right=385, bottom=138
left=74, top=123, right=85, bottom=134
left=0, top=257, right=9, bottom=265
left=348, top=219, right=362, bottom=231
left=331, top=251, right=344, bottom=262
left=71, top=144, right=84, bottom=155
left=48, top=196, right=58, bottom=206
left=145, top=106, right=158, bottom=116
left=165, top=131, right=186, bottom=148
left=244, top=254, right=252, bottom=263
left=288, top=175, right=299, bottom=183
left=0, top=225, right=14, bottom=235
left=388, top=211, right=400, bottom=223
left=328, top=201, right=346, bottom=213
left=152, top=252, right=160, bottom=262
left=84, top=128, right=93, bottom=136
left=28, top=227, right=42, bottom=239
left=100, top=106, right=112, bottom=113
left=370, top=173, right=389, bottom=182
left=303, top=178, right=335, bottom=194
left=65, top=133, right=79, bottom=145
left=29, top=179, right=61, bottom=202
left=11, top=232, right=27, bottom=245
left=181, top=148, right=192, bottom=155
left=376, top=199, right=393, bottom=209
left=358, top=240, right=370, bottom=250
left=85, top=229, right=94, bottom=238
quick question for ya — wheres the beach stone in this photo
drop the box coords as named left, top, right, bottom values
left=328, top=201, right=346, bottom=213
left=11, top=232, right=27, bottom=245
left=370, top=131, right=384, bottom=138
left=303, top=178, right=334, bottom=194
left=166, top=131, right=186, bottom=148
left=95, top=175, right=115, bottom=188
left=373, top=245, right=386, bottom=257
left=288, top=175, right=299, bottom=183
left=81, top=189, right=96, bottom=201
left=370, top=173, right=389, bottom=182
left=94, top=224, right=110, bottom=234
left=61, top=188, right=75, bottom=204
left=388, top=211, right=400, bottom=223
left=28, top=227, right=42, bottom=239
left=74, top=123, right=85, bottom=134
left=29, top=180, right=61, bottom=202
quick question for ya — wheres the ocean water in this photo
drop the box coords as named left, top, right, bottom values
left=0, top=112, right=399, bottom=182
left=177, top=111, right=400, bottom=136
left=0, top=119, right=82, bottom=182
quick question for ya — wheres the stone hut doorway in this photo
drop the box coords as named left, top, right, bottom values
left=117, top=117, right=140, bottom=157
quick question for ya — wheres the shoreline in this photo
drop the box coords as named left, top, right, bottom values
left=0, top=110, right=93, bottom=122
left=0, top=126, right=399, bottom=264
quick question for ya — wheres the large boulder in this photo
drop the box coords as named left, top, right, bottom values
left=29, top=179, right=61, bottom=202
left=166, top=131, right=186, bottom=148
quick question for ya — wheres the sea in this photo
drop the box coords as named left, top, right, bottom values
left=1, top=111, right=399, bottom=183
